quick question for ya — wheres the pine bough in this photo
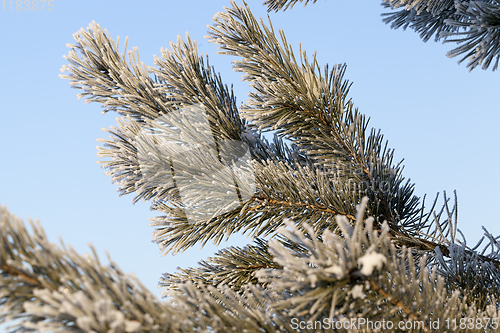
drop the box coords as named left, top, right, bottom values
left=266, top=0, right=500, bottom=71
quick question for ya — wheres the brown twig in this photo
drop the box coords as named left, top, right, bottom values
left=2, top=264, right=42, bottom=287
left=248, top=195, right=356, bottom=221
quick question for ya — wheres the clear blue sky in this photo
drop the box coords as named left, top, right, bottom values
left=1, top=0, right=499, bottom=301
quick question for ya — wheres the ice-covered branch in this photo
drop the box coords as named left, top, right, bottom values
left=208, top=0, right=421, bottom=230
left=0, top=206, right=174, bottom=332
left=256, top=198, right=500, bottom=328
left=160, top=238, right=279, bottom=293
left=263, top=0, right=318, bottom=12
left=382, top=0, right=500, bottom=71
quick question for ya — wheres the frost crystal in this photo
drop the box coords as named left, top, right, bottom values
left=324, top=264, right=345, bottom=279
left=350, top=285, right=365, bottom=299
left=357, top=252, right=386, bottom=276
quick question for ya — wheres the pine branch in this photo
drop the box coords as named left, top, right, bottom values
left=149, top=153, right=363, bottom=254
left=149, top=34, right=245, bottom=142
left=56, top=5, right=500, bottom=331
left=442, top=1, right=500, bottom=70
left=0, top=207, right=321, bottom=332
left=264, top=0, right=500, bottom=70
left=61, top=21, right=351, bottom=257
left=165, top=282, right=319, bottom=333
left=61, top=8, right=423, bottom=262
left=58, top=21, right=170, bottom=122
left=160, top=238, right=280, bottom=293
left=208, top=0, right=420, bottom=230
left=389, top=191, right=500, bottom=274
left=97, top=108, right=351, bottom=255
left=434, top=236, right=500, bottom=309
left=382, top=0, right=500, bottom=71
left=61, top=3, right=500, bottom=272
left=3, top=199, right=498, bottom=331
left=381, top=0, right=461, bottom=42
left=0, top=206, right=174, bottom=332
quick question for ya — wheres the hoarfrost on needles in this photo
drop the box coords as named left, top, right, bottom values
left=357, top=252, right=386, bottom=276
left=349, top=285, right=365, bottom=299
left=324, top=264, right=345, bottom=279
